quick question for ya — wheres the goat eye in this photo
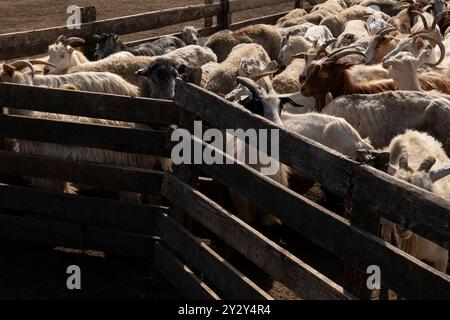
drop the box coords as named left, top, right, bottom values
left=61, top=55, right=65, bottom=58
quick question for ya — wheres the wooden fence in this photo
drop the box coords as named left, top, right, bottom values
left=0, top=0, right=303, bottom=60
left=0, top=0, right=449, bottom=300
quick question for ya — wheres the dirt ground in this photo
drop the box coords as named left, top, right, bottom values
left=0, top=0, right=307, bottom=300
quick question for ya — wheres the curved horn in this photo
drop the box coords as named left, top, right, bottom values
left=419, top=33, right=446, bottom=66
left=236, top=76, right=267, bottom=100
left=399, top=151, right=409, bottom=170
left=431, top=9, right=450, bottom=31
left=64, top=37, right=86, bottom=47
left=56, top=35, right=67, bottom=43
left=412, top=10, right=430, bottom=31
left=328, top=50, right=367, bottom=62
left=251, top=69, right=278, bottom=82
left=292, top=52, right=307, bottom=59
left=28, top=60, right=58, bottom=68
left=418, top=156, right=436, bottom=172
left=376, top=27, right=398, bottom=37
left=9, top=60, right=35, bottom=77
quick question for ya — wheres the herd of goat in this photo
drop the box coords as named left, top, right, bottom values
left=0, top=0, right=449, bottom=278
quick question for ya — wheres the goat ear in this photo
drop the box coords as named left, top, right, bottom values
left=430, top=166, right=450, bottom=182
left=67, top=46, right=74, bottom=54
left=415, top=37, right=425, bottom=50
left=2, top=64, right=15, bottom=75
left=242, top=62, right=250, bottom=74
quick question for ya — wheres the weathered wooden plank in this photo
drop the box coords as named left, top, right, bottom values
left=0, top=114, right=170, bottom=157
left=0, top=3, right=222, bottom=60
left=0, top=151, right=163, bottom=195
left=229, top=11, right=291, bottom=30
left=174, top=79, right=450, bottom=248
left=0, top=83, right=179, bottom=126
left=0, top=211, right=155, bottom=259
left=0, top=184, right=162, bottom=234
left=219, top=0, right=232, bottom=29
left=170, top=135, right=450, bottom=299
left=157, top=213, right=273, bottom=300
left=174, top=79, right=355, bottom=197
left=352, top=166, right=450, bottom=249
left=229, top=0, right=293, bottom=12
left=205, top=0, right=215, bottom=27
left=153, top=242, right=220, bottom=300
left=162, top=173, right=355, bottom=300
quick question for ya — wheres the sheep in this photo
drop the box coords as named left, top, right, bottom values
left=182, top=26, right=199, bottom=45
left=279, top=0, right=347, bottom=28
left=278, top=35, right=313, bottom=68
left=276, top=8, right=308, bottom=27
left=320, top=5, right=389, bottom=37
left=358, top=0, right=411, bottom=16
left=204, top=43, right=271, bottom=97
left=199, top=62, right=221, bottom=88
left=335, top=19, right=370, bottom=48
left=365, top=11, right=390, bottom=36
left=273, top=58, right=305, bottom=94
left=1, top=60, right=140, bottom=97
left=134, top=45, right=217, bottom=99
left=93, top=33, right=185, bottom=59
left=7, top=87, right=171, bottom=202
left=383, top=130, right=449, bottom=273
left=205, top=24, right=282, bottom=62
left=322, top=90, right=450, bottom=153
left=45, top=37, right=134, bottom=74
left=67, top=45, right=217, bottom=96
left=277, top=23, right=315, bottom=38
left=382, top=45, right=450, bottom=93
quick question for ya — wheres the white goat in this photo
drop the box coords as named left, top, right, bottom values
left=383, top=130, right=449, bottom=273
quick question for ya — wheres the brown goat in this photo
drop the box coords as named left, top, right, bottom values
left=388, top=3, right=425, bottom=33
left=301, top=50, right=396, bottom=111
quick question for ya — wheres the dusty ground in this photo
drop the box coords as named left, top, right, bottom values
left=0, top=0, right=305, bottom=300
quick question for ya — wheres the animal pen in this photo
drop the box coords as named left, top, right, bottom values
left=0, top=0, right=449, bottom=300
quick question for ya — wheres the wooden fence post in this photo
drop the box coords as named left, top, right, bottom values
left=80, top=6, right=97, bottom=60
left=205, top=0, right=214, bottom=27
left=219, top=0, right=232, bottom=30
left=344, top=150, right=390, bottom=300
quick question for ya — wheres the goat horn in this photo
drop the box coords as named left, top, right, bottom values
left=251, top=69, right=278, bottom=82
left=376, top=27, right=398, bottom=37
left=412, top=10, right=430, bottom=31
left=328, top=50, right=367, bottom=62
left=418, top=156, right=436, bottom=172
left=431, top=9, right=450, bottom=31
left=236, top=76, right=266, bottom=100
left=417, top=33, right=446, bottom=66
left=64, top=37, right=86, bottom=47
left=399, top=151, right=409, bottom=170
left=9, top=60, right=35, bottom=77
left=56, top=35, right=67, bottom=43
left=28, top=60, right=58, bottom=68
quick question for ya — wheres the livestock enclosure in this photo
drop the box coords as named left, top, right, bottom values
left=0, top=0, right=449, bottom=300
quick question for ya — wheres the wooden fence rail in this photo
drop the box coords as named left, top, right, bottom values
left=0, top=0, right=296, bottom=60
left=175, top=79, right=450, bottom=250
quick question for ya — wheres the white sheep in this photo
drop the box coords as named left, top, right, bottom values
left=205, top=43, right=271, bottom=96
left=335, top=20, right=369, bottom=48
left=383, top=130, right=449, bottom=273
left=1, top=60, right=140, bottom=97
